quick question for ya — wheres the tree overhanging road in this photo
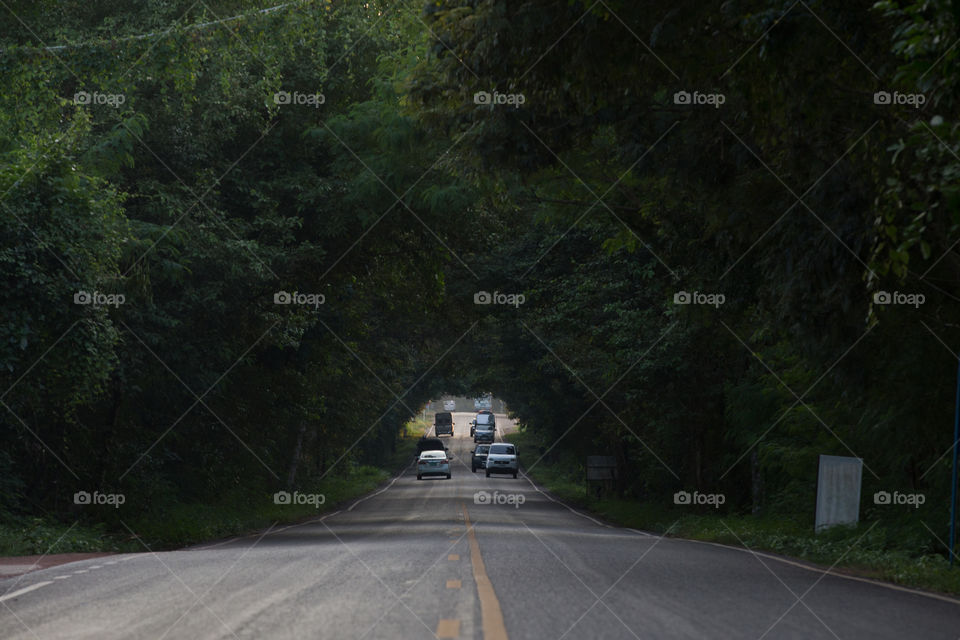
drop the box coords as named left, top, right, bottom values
left=7, top=0, right=960, bottom=608
left=2, top=414, right=959, bottom=640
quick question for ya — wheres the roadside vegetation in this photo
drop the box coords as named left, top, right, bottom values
left=0, top=432, right=417, bottom=556
left=4, top=0, right=960, bottom=584
left=509, top=430, right=960, bottom=596
left=1, top=1, right=466, bottom=555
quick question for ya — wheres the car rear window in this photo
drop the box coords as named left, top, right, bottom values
left=476, top=414, right=494, bottom=425
left=489, top=444, right=514, bottom=455
left=420, top=451, right=446, bottom=459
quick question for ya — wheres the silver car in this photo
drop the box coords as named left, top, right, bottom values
left=417, top=450, right=451, bottom=480
left=485, top=443, right=518, bottom=478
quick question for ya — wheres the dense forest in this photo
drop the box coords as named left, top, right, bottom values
left=2, top=0, right=960, bottom=555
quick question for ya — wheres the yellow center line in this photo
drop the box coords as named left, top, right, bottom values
left=462, top=503, right=509, bottom=640
left=437, top=619, right=461, bottom=638
left=446, top=579, right=462, bottom=589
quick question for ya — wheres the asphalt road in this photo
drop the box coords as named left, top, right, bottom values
left=3, top=411, right=960, bottom=639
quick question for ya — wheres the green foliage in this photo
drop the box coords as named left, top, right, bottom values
left=412, top=0, right=960, bottom=568
left=130, top=465, right=389, bottom=549
left=515, top=432, right=960, bottom=596
left=0, top=0, right=451, bottom=536
left=4, top=0, right=960, bottom=583
left=0, top=517, right=137, bottom=556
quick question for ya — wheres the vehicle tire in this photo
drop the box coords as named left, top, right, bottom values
left=485, top=471, right=490, bottom=477
left=471, top=466, right=476, bottom=473
left=446, top=474, right=451, bottom=479
left=417, top=474, right=422, bottom=480
left=513, top=472, right=518, bottom=479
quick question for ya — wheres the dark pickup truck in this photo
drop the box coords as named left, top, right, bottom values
left=471, top=444, right=491, bottom=472
left=473, top=425, right=495, bottom=444
left=416, top=437, right=448, bottom=458
left=434, top=411, right=454, bottom=437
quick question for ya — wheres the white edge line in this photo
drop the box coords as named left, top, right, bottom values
left=679, top=537, right=960, bottom=606
left=528, top=468, right=960, bottom=604
left=505, top=422, right=650, bottom=534
left=513, top=436, right=960, bottom=604
left=0, top=581, right=53, bottom=603
left=194, top=454, right=417, bottom=547
left=524, top=479, right=612, bottom=529
left=517, top=457, right=643, bottom=533
left=191, top=510, right=343, bottom=550
left=270, top=511, right=341, bottom=535
left=192, top=537, right=242, bottom=551
left=187, top=450, right=419, bottom=550
left=348, top=458, right=416, bottom=511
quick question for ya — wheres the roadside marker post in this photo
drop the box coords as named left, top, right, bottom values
left=950, top=357, right=960, bottom=567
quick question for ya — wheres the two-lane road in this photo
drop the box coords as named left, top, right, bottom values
left=3, top=411, right=960, bottom=639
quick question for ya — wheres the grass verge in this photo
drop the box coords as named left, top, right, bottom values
left=507, top=430, right=960, bottom=597
left=0, top=434, right=418, bottom=556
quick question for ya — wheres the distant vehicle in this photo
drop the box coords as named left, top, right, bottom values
left=416, top=437, right=447, bottom=458
left=443, top=399, right=456, bottom=411
left=434, top=411, right=454, bottom=437
left=471, top=444, right=491, bottom=472
left=417, top=450, right=451, bottom=480
left=471, top=410, right=494, bottom=437
left=485, top=443, right=518, bottom=478
left=473, top=423, right=495, bottom=444
left=474, top=412, right=495, bottom=437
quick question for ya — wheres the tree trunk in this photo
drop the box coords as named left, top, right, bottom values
left=751, top=450, right=763, bottom=515
left=286, top=424, right=307, bottom=489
